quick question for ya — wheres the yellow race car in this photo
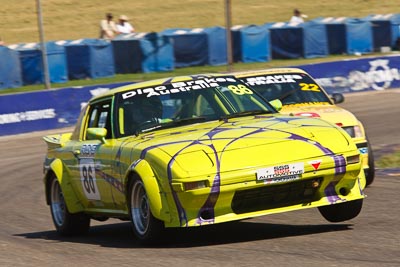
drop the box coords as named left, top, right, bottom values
left=43, top=74, right=365, bottom=243
left=235, top=68, right=374, bottom=186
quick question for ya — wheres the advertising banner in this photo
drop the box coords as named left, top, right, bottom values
left=297, top=55, right=400, bottom=94
left=0, top=82, right=130, bottom=136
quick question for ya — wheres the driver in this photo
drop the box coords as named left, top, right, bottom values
left=126, top=96, right=163, bottom=134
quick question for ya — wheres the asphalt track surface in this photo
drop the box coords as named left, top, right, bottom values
left=0, top=89, right=399, bottom=267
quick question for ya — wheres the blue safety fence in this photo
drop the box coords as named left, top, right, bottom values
left=313, top=17, right=373, bottom=55
left=0, top=46, right=22, bottom=89
left=231, top=24, right=270, bottom=63
left=161, top=27, right=229, bottom=67
left=56, top=38, right=115, bottom=80
left=113, top=32, right=174, bottom=73
left=160, top=28, right=209, bottom=68
left=265, top=20, right=328, bottom=59
left=1, top=14, right=400, bottom=90
left=8, top=42, right=68, bottom=85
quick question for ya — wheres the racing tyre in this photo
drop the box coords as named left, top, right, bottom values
left=129, top=177, right=164, bottom=243
left=318, top=199, right=363, bottom=222
left=365, top=142, right=375, bottom=187
left=49, top=176, right=90, bottom=236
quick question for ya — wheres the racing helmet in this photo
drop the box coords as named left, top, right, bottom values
left=129, top=95, right=163, bottom=124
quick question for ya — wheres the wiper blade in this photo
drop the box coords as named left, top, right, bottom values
left=150, top=117, right=208, bottom=130
left=135, top=117, right=213, bottom=134
left=140, top=124, right=162, bottom=133
left=134, top=121, right=162, bottom=135
left=169, top=117, right=207, bottom=125
left=219, top=110, right=271, bottom=120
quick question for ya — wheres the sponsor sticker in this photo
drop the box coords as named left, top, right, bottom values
left=294, top=112, right=320, bottom=118
left=122, top=77, right=237, bottom=99
left=256, top=163, right=304, bottom=183
left=309, top=159, right=322, bottom=170
left=359, top=147, right=368, bottom=154
left=0, top=108, right=56, bottom=124
left=244, top=75, right=302, bottom=86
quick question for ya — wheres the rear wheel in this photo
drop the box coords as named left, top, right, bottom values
left=128, top=177, right=164, bottom=243
left=49, top=175, right=90, bottom=235
left=318, top=199, right=363, bottom=222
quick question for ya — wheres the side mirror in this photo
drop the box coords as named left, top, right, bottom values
left=86, top=127, right=107, bottom=143
left=269, top=99, right=283, bottom=112
left=331, top=93, right=345, bottom=104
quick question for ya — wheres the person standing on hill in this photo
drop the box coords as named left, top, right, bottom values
left=116, top=15, right=135, bottom=34
left=100, top=13, right=119, bottom=39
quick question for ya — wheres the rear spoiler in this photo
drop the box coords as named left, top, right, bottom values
left=43, top=133, right=72, bottom=150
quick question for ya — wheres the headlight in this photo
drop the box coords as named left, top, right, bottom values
left=353, top=125, right=363, bottom=138
left=342, top=126, right=363, bottom=138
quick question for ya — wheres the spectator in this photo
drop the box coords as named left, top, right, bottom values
left=100, top=13, right=118, bottom=39
left=289, top=9, right=307, bottom=24
left=116, top=15, right=135, bottom=34
left=0, top=36, right=4, bottom=46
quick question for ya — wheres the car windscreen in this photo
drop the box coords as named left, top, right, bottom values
left=115, top=76, right=276, bottom=137
left=240, top=73, right=332, bottom=105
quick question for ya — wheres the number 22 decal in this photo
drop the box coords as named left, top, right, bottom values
left=79, top=158, right=101, bottom=200
left=299, top=83, right=320, bottom=92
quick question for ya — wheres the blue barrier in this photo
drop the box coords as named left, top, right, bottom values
left=231, top=25, right=270, bottom=63
left=313, top=17, right=373, bottom=55
left=0, top=46, right=23, bottom=89
left=266, top=22, right=304, bottom=59
left=56, top=39, right=115, bottom=80
left=203, top=27, right=228, bottom=66
left=0, top=82, right=130, bottom=136
left=161, top=28, right=209, bottom=67
left=8, top=42, right=68, bottom=85
left=363, top=15, right=392, bottom=51
left=297, top=55, right=400, bottom=93
left=265, top=20, right=328, bottom=59
left=1, top=54, right=400, bottom=137
left=113, top=32, right=174, bottom=73
left=2, top=14, right=398, bottom=90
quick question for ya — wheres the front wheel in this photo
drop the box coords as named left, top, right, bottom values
left=128, top=177, right=164, bottom=243
left=365, top=142, right=375, bottom=187
left=318, top=199, right=363, bottom=222
left=49, top=175, right=90, bottom=236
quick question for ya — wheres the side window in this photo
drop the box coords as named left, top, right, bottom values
left=194, top=95, right=215, bottom=117
left=85, top=100, right=112, bottom=139
left=98, top=111, right=108, bottom=128
left=88, top=109, right=99, bottom=128
left=71, top=104, right=88, bottom=140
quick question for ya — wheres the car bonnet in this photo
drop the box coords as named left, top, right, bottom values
left=135, top=115, right=355, bottom=175
left=280, top=103, right=360, bottom=128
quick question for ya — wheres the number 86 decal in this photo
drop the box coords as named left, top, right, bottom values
left=79, top=158, right=101, bottom=200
